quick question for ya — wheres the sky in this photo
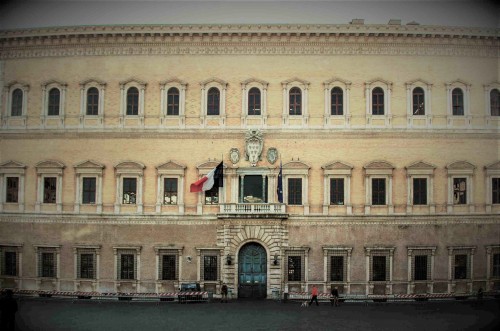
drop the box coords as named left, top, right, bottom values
left=0, top=0, right=498, bottom=30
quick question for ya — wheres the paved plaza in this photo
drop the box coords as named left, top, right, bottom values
left=6, top=297, right=499, bottom=331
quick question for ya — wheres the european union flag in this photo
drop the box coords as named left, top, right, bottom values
left=277, top=160, right=283, bottom=203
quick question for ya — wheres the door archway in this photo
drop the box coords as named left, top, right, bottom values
left=238, top=242, right=267, bottom=298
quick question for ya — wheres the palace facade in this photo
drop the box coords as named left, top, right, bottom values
left=0, top=21, right=499, bottom=298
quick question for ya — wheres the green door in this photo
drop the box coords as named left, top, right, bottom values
left=238, top=243, right=267, bottom=298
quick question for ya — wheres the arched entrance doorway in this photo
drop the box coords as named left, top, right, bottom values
left=238, top=243, right=267, bottom=298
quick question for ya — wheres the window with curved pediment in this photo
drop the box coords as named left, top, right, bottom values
left=167, top=88, right=180, bottom=116
left=241, top=78, right=268, bottom=127
left=446, top=80, right=470, bottom=123
left=35, top=160, right=65, bottom=213
left=207, top=87, right=220, bottom=116
left=41, top=81, right=66, bottom=121
left=160, top=79, right=187, bottom=127
left=248, top=87, right=261, bottom=116
left=446, top=161, right=475, bottom=213
left=371, top=87, right=384, bottom=115
left=405, top=80, right=432, bottom=128
left=200, top=78, right=227, bottom=126
left=155, top=161, right=186, bottom=214
left=289, top=87, right=302, bottom=116
left=363, top=161, right=394, bottom=215
left=79, top=79, right=106, bottom=126
left=323, top=78, right=351, bottom=127
left=365, top=79, right=392, bottom=127
left=4, top=82, right=29, bottom=121
left=114, top=161, right=145, bottom=214
left=282, top=161, right=310, bottom=214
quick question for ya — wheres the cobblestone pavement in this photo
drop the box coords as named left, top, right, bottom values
left=10, top=298, right=500, bottom=331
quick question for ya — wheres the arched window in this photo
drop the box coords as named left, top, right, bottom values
left=248, top=87, right=261, bottom=116
left=167, top=87, right=180, bottom=116
left=207, top=87, right=220, bottom=116
left=11, top=88, right=23, bottom=116
left=126, top=87, right=139, bottom=115
left=490, top=89, right=500, bottom=116
left=372, top=87, right=384, bottom=115
left=86, top=87, right=99, bottom=116
left=48, top=88, right=60, bottom=116
left=289, top=87, right=302, bottom=115
left=452, top=88, right=464, bottom=116
left=330, top=87, right=343, bottom=115
left=412, top=87, right=425, bottom=115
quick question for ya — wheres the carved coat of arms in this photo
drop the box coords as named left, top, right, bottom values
left=245, top=129, right=263, bottom=167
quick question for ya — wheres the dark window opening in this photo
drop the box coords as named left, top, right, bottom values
left=454, top=254, right=467, bottom=280
left=372, top=178, right=386, bottom=205
left=331, top=87, right=343, bottom=115
left=491, top=89, right=500, bottom=116
left=453, top=178, right=467, bottom=205
left=126, top=87, right=139, bottom=115
left=11, top=89, right=23, bottom=116
left=82, top=177, right=96, bottom=204
left=372, top=87, right=384, bottom=115
left=493, top=253, right=500, bottom=278
left=86, top=87, right=99, bottom=116
left=48, top=88, right=60, bottom=116
left=287, top=256, right=302, bottom=281
left=6, top=177, right=19, bottom=203
left=120, top=254, right=135, bottom=280
left=414, top=255, right=428, bottom=281
left=492, top=178, right=500, bottom=204
left=330, top=256, right=344, bottom=281
left=289, top=87, right=302, bottom=115
left=413, top=178, right=427, bottom=205
left=3, top=251, right=17, bottom=276
left=207, top=87, right=220, bottom=116
left=123, top=178, right=137, bottom=204
left=248, top=87, right=261, bottom=115
left=412, top=87, right=425, bottom=115
left=205, top=185, right=219, bottom=204
left=330, top=178, right=344, bottom=205
left=240, top=175, right=267, bottom=203
left=372, top=255, right=386, bottom=281
left=161, top=255, right=176, bottom=280
left=43, top=177, right=57, bottom=204
left=163, top=178, right=178, bottom=205
left=287, top=178, right=302, bottom=205
left=452, top=88, right=464, bottom=116
left=203, top=255, right=217, bottom=281
left=167, top=87, right=180, bottom=116
left=41, top=252, right=55, bottom=278
left=80, top=254, right=94, bottom=279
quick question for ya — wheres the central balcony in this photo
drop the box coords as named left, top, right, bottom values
left=218, top=203, right=288, bottom=219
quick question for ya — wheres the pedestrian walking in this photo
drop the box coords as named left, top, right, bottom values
left=221, top=283, right=228, bottom=303
left=0, top=289, right=18, bottom=331
left=309, top=285, right=319, bottom=306
left=330, top=286, right=339, bottom=307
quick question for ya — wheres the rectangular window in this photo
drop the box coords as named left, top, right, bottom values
left=205, top=185, right=219, bottom=205
left=82, top=177, right=96, bottom=204
left=122, top=178, right=137, bottom=204
left=120, top=254, right=135, bottom=280
left=372, top=178, right=386, bottom=205
left=330, top=178, right=344, bottom=205
left=167, top=92, right=179, bottom=116
left=161, top=255, right=177, bottom=280
left=6, top=177, right=19, bottom=203
left=453, top=178, right=467, bottom=205
left=414, top=255, right=428, bottom=281
left=372, top=256, right=386, bottom=281
left=79, top=253, right=95, bottom=279
left=413, top=178, right=427, bottom=205
left=2, top=251, right=17, bottom=276
left=203, top=255, right=218, bottom=281
left=330, top=256, right=344, bottom=281
left=41, top=252, right=55, bottom=278
left=287, top=256, right=302, bottom=281
left=493, top=253, right=500, bottom=278
left=454, top=254, right=468, bottom=280
left=287, top=178, right=302, bottom=205
left=43, top=177, right=57, bottom=204
left=492, top=178, right=500, bottom=204
left=163, top=178, right=178, bottom=205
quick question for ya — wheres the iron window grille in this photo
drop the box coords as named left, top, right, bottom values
left=492, top=178, right=500, bottom=204
left=122, top=178, right=137, bottom=204
left=412, top=87, right=425, bottom=115
left=491, top=89, right=500, bottom=116
left=202, top=254, right=218, bottom=281
left=48, top=88, right=60, bottom=116
left=330, top=178, right=344, bottom=205
left=118, top=252, right=136, bottom=280
left=453, top=177, right=467, bottom=204
left=1, top=249, right=18, bottom=276
left=413, top=254, right=430, bottom=281
left=248, top=87, right=261, bottom=115
left=330, top=87, right=343, bottom=115
left=77, top=250, right=96, bottom=279
left=167, top=87, right=180, bottom=116
left=159, top=252, right=178, bottom=281
left=492, top=253, right=500, bottom=278
left=86, top=87, right=99, bottom=116
left=38, top=250, right=56, bottom=278
left=286, top=253, right=305, bottom=282
left=371, top=87, right=384, bottom=115
left=163, top=178, right=178, bottom=205
left=289, top=87, right=302, bottom=115
left=372, top=178, right=386, bottom=205
left=43, top=177, right=57, bottom=203
left=287, top=178, right=302, bottom=205
left=207, top=87, right=220, bottom=116
left=372, top=255, right=387, bottom=281
left=413, top=178, right=427, bottom=205
left=453, top=254, right=468, bottom=280
left=329, top=255, right=345, bottom=282
left=126, top=87, right=139, bottom=115
left=11, top=88, right=23, bottom=116
left=6, top=177, right=19, bottom=203
left=82, top=177, right=96, bottom=204
left=452, top=88, right=464, bottom=116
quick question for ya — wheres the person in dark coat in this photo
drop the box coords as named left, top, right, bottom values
left=330, top=286, right=340, bottom=306
left=0, top=289, right=18, bottom=331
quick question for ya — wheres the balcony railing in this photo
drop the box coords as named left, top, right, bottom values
left=219, top=203, right=287, bottom=217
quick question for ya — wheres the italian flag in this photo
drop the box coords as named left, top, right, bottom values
left=190, top=161, right=224, bottom=192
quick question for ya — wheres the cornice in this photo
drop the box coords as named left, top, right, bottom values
left=0, top=213, right=498, bottom=226
left=0, top=129, right=499, bottom=141
left=0, top=24, right=498, bottom=60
